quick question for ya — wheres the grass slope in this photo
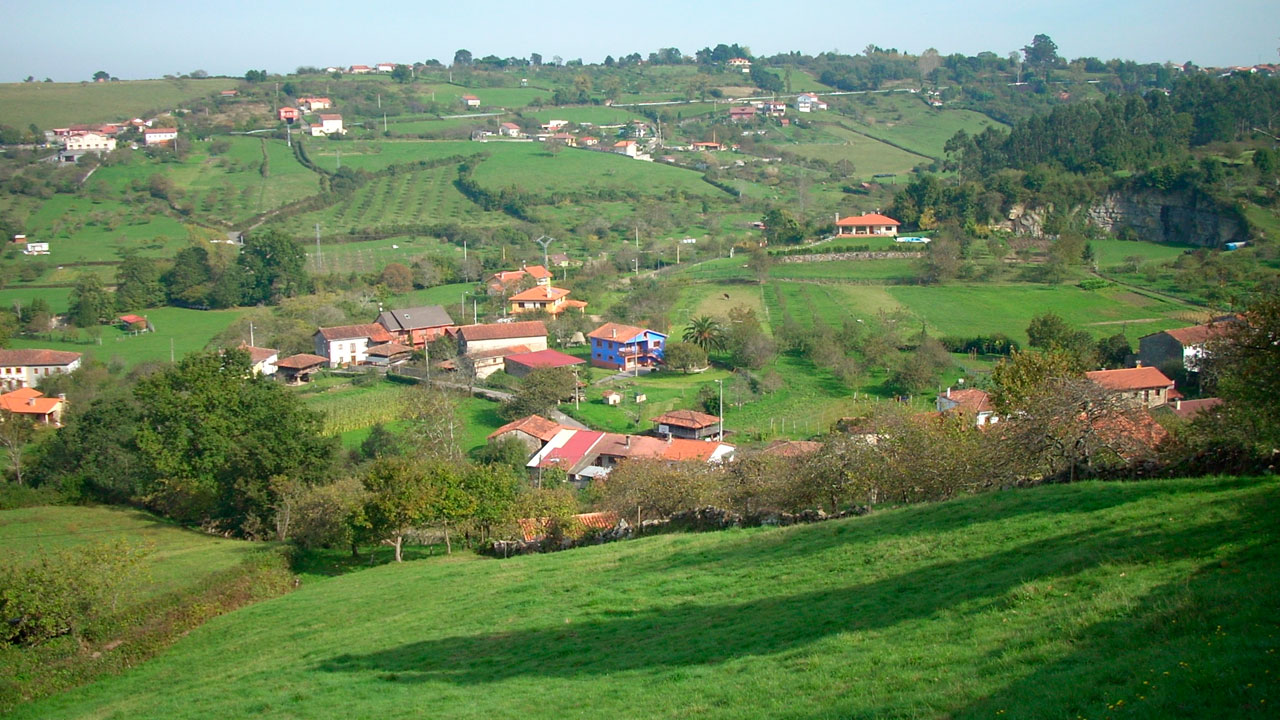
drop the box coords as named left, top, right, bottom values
left=17, top=476, right=1277, bottom=719
left=0, top=79, right=227, bottom=128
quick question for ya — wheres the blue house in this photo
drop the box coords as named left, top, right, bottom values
left=587, top=322, right=667, bottom=371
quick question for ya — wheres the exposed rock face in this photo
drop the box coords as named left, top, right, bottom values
left=1085, top=192, right=1247, bottom=247
left=1000, top=191, right=1246, bottom=247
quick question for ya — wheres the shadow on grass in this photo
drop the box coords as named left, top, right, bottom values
left=317, top=491, right=1260, bottom=685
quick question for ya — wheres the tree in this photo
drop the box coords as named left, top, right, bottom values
left=530, top=53, right=543, bottom=66
left=989, top=348, right=1081, bottom=414
left=378, top=262, right=413, bottom=293
left=1198, top=296, right=1280, bottom=454
left=747, top=246, right=773, bottom=284
left=68, top=273, right=115, bottom=328
left=663, top=341, right=708, bottom=372
left=1096, top=333, right=1133, bottom=369
left=0, top=409, right=35, bottom=485
left=683, top=315, right=726, bottom=353
left=762, top=208, right=804, bottom=245
left=360, top=422, right=406, bottom=460
left=390, top=64, right=412, bottom=83
left=238, top=229, right=309, bottom=305
left=115, top=254, right=164, bottom=310
left=453, top=49, right=473, bottom=67
left=244, top=69, right=268, bottom=83
left=358, top=456, right=439, bottom=562
left=1026, top=312, right=1095, bottom=368
left=501, top=367, right=576, bottom=420
left=404, top=384, right=466, bottom=461
left=92, top=70, right=110, bottom=82
left=1022, top=35, right=1060, bottom=81
left=133, top=349, right=335, bottom=534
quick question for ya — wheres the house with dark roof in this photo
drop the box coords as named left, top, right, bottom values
left=1086, top=366, right=1176, bottom=408
left=588, top=323, right=667, bottom=371
left=1138, top=317, right=1238, bottom=371
left=652, top=409, right=723, bottom=440
left=275, top=354, right=328, bottom=383
left=313, top=324, right=394, bottom=367
left=0, top=349, right=82, bottom=391
left=375, top=305, right=455, bottom=349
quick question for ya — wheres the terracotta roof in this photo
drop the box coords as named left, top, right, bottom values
left=317, top=114, right=342, bottom=121
left=508, top=286, right=570, bottom=302
left=524, top=265, right=553, bottom=280
left=594, top=432, right=668, bottom=459
left=463, top=345, right=532, bottom=362
left=1086, top=366, right=1175, bottom=391
left=1169, top=397, right=1223, bottom=420
left=562, top=299, right=589, bottom=310
left=238, top=344, right=279, bottom=364
left=315, top=324, right=393, bottom=342
left=457, top=321, right=547, bottom=342
left=145, top=127, right=177, bottom=134
left=118, top=314, right=147, bottom=325
left=0, top=349, right=82, bottom=367
left=505, top=349, right=585, bottom=369
left=365, top=342, right=413, bottom=357
left=761, top=439, right=822, bottom=457
left=939, top=388, right=994, bottom=414
left=376, top=305, right=453, bottom=332
left=276, top=353, right=328, bottom=370
left=517, top=511, right=620, bottom=542
left=488, top=414, right=565, bottom=442
left=588, top=322, right=650, bottom=342
left=661, top=438, right=729, bottom=462
left=1159, top=320, right=1237, bottom=346
left=501, top=122, right=520, bottom=129
left=653, top=409, right=721, bottom=429
left=0, top=389, right=62, bottom=416
left=836, top=213, right=901, bottom=226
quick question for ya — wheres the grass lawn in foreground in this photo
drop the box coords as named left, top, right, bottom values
left=14, top=475, right=1277, bottom=719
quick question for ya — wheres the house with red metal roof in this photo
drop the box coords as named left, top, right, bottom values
left=504, top=349, right=585, bottom=378
left=1086, top=366, right=1176, bottom=408
left=835, top=212, right=901, bottom=237
left=527, top=428, right=607, bottom=483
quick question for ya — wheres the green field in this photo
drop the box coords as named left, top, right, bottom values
left=1090, top=237, right=1192, bottom=268
left=0, top=78, right=228, bottom=128
left=14, top=476, right=1277, bottom=719
left=302, top=140, right=485, bottom=173
left=469, top=142, right=718, bottom=197
left=4, top=306, right=249, bottom=367
left=523, top=107, right=641, bottom=126
left=0, top=505, right=262, bottom=601
left=788, top=124, right=931, bottom=178
left=828, top=94, right=1005, bottom=159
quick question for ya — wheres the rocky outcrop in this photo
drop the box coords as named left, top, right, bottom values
left=1000, top=191, right=1247, bottom=247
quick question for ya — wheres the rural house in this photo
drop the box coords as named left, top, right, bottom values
left=310, top=114, right=345, bottom=136
left=60, top=131, right=116, bottom=162
left=729, top=106, right=757, bottom=122
left=364, top=343, right=413, bottom=366
left=499, top=122, right=522, bottom=137
left=1137, top=317, right=1238, bottom=372
left=143, top=128, right=178, bottom=146
left=278, top=107, right=300, bottom=122
left=240, top=345, right=279, bottom=376
left=935, top=387, right=999, bottom=426
left=376, top=305, right=455, bottom=348
left=507, top=285, right=587, bottom=315
left=652, top=409, right=723, bottom=440
left=297, top=96, right=332, bottom=111
left=462, top=94, right=481, bottom=108
left=376, top=62, right=395, bottom=73
left=835, top=212, right=901, bottom=236
left=487, top=414, right=567, bottom=455
left=0, top=387, right=67, bottom=426
left=275, top=354, right=327, bottom=384
left=486, top=265, right=553, bottom=294
left=727, top=57, right=752, bottom=72
left=527, top=428, right=608, bottom=485
left=0, top=349, right=82, bottom=391
left=1086, top=366, right=1176, bottom=408
left=587, top=323, right=667, bottom=371
left=795, top=93, right=828, bottom=112
left=455, top=321, right=548, bottom=356
left=503, top=348, right=585, bottom=378
left=313, top=324, right=394, bottom=367
left=348, top=65, right=373, bottom=74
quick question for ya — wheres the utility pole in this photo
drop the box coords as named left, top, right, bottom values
left=249, top=321, right=255, bottom=347
left=383, top=113, right=387, bottom=132
left=315, top=223, right=322, bottom=271
left=534, top=235, right=554, bottom=268
left=716, top=378, right=724, bottom=441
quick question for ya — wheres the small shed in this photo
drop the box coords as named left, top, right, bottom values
left=276, top=353, right=328, bottom=384
left=603, top=390, right=622, bottom=406
left=365, top=342, right=414, bottom=366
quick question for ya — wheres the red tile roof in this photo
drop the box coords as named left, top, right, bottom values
left=0, top=349, right=82, bottom=367
left=457, top=321, right=547, bottom=342
left=275, top=353, right=328, bottom=370
left=315, top=324, right=393, bottom=342
left=593, top=433, right=668, bottom=459
left=0, top=388, right=62, bottom=416
left=1086, top=366, right=1174, bottom=391
left=588, top=322, right=648, bottom=342
left=509, top=285, right=570, bottom=303
left=488, top=414, right=565, bottom=442
left=118, top=314, right=147, bottom=325
left=661, top=438, right=726, bottom=462
left=524, top=265, right=553, bottom=280
left=940, top=388, right=994, bottom=414
left=238, top=344, right=279, bottom=365
left=505, top=349, right=584, bottom=370
left=653, top=409, right=721, bottom=429
left=517, top=511, right=620, bottom=542
left=1169, top=397, right=1223, bottom=420
left=836, top=213, right=900, bottom=227
left=365, top=342, right=413, bottom=357
left=1161, top=320, right=1237, bottom=346
left=145, top=128, right=177, bottom=134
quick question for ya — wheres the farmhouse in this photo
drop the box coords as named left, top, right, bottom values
left=653, top=409, right=723, bottom=440
left=310, top=114, right=345, bottom=136
left=499, top=122, right=522, bottom=137
left=275, top=354, right=327, bottom=384
left=278, top=107, right=300, bottom=122
left=60, top=131, right=116, bottom=162
left=349, top=65, right=373, bottom=74
left=542, top=120, right=569, bottom=131
left=729, top=106, right=757, bottom=122
left=691, top=141, right=725, bottom=152
left=587, top=323, right=667, bottom=371
left=0, top=387, right=67, bottom=426
left=727, top=57, right=752, bottom=72
left=375, top=304, right=455, bottom=348
left=143, top=128, right=178, bottom=146
left=487, top=414, right=567, bottom=455
left=795, top=93, right=828, bottom=112
left=1137, top=317, right=1238, bottom=372
left=297, top=97, right=332, bottom=111
left=507, top=285, right=587, bottom=315
left=936, top=387, right=999, bottom=426
left=504, top=348, right=585, bottom=378
left=313, top=323, right=394, bottom=367
left=462, top=94, right=481, bottom=108
left=835, top=212, right=901, bottom=236
left=1085, top=366, right=1176, bottom=408
left=486, top=264, right=553, bottom=294
left=240, top=345, right=279, bottom=376
left=455, top=321, right=548, bottom=356
left=0, top=349, right=82, bottom=391
left=613, top=139, right=640, bottom=157
left=375, top=62, right=395, bottom=73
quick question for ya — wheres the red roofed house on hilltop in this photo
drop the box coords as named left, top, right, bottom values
left=1138, top=316, right=1239, bottom=372
left=0, top=387, right=67, bottom=426
left=835, top=212, right=900, bottom=237
left=313, top=324, right=394, bottom=367
left=503, top=349, right=585, bottom=378
left=653, top=409, right=723, bottom=440
left=936, top=387, right=1000, bottom=427
left=349, top=65, right=373, bottom=74
left=0, top=349, right=82, bottom=391
left=727, top=57, right=752, bottom=72
left=1086, top=366, right=1175, bottom=408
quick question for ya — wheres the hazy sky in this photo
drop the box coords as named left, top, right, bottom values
left=2, top=0, right=1276, bottom=82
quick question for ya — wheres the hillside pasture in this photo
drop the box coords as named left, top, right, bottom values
left=787, top=124, right=930, bottom=178
left=3, top=306, right=249, bottom=367
left=829, top=93, right=1005, bottom=159
left=301, top=140, right=484, bottom=173
left=0, top=78, right=228, bottom=129
left=468, top=142, right=719, bottom=197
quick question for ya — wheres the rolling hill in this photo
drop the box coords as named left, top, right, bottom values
left=11, top=476, right=1278, bottom=719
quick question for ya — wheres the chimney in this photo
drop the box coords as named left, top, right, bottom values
left=666, top=433, right=673, bottom=444
left=946, top=387, right=951, bottom=398
left=1135, top=360, right=1143, bottom=368
left=625, top=435, right=631, bottom=448
left=611, top=328, right=616, bottom=338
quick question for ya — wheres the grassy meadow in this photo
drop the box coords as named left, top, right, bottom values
left=0, top=78, right=228, bottom=128
left=3, top=306, right=249, bottom=367
left=11, top=475, right=1278, bottom=719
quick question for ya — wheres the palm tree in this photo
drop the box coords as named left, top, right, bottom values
left=683, top=315, right=726, bottom=352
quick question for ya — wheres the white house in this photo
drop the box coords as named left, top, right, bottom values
left=313, top=324, right=395, bottom=367
left=143, top=128, right=178, bottom=146
left=499, top=122, right=522, bottom=137
left=61, top=132, right=116, bottom=161
left=375, top=62, right=395, bottom=73
left=310, top=114, right=345, bottom=136
left=936, top=388, right=999, bottom=426
left=297, top=96, right=332, bottom=111
left=795, top=93, right=828, bottom=112
left=727, top=57, right=752, bottom=72
left=0, top=349, right=83, bottom=391
left=462, top=95, right=481, bottom=108
left=241, top=345, right=279, bottom=376
left=349, top=65, right=373, bottom=74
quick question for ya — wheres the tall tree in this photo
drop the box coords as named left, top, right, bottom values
left=238, top=229, right=309, bottom=305
left=683, top=315, right=726, bottom=353
left=68, top=274, right=115, bottom=328
left=453, top=49, right=473, bottom=67
left=115, top=254, right=164, bottom=310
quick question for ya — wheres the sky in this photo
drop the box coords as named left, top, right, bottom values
left=1, top=0, right=1276, bottom=82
